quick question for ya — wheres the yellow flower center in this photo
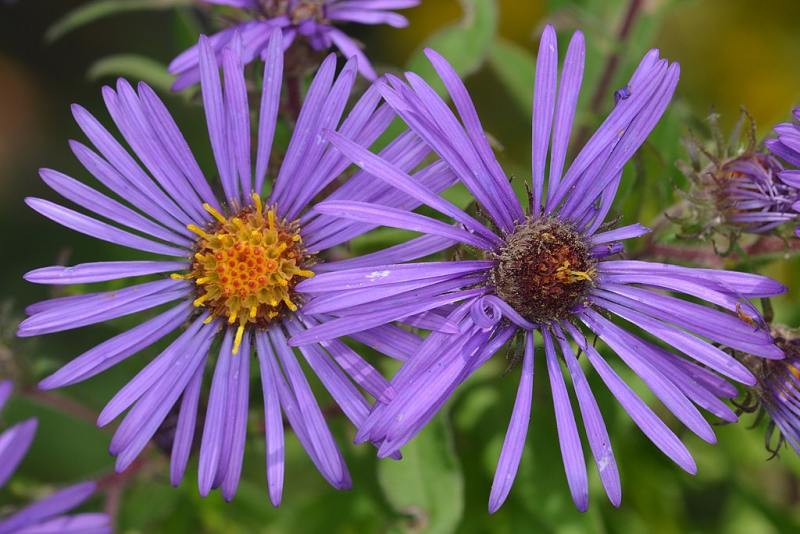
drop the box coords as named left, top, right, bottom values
left=174, top=194, right=314, bottom=353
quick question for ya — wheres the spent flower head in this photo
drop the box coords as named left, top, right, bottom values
left=678, top=110, right=800, bottom=246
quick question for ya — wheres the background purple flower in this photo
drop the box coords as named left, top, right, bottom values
left=290, top=26, right=787, bottom=512
left=168, top=0, right=420, bottom=89
left=21, top=29, right=456, bottom=505
left=714, top=153, right=799, bottom=234
left=0, top=381, right=111, bottom=534
left=766, top=108, right=800, bottom=236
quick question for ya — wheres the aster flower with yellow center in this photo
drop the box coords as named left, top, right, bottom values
left=20, top=29, right=458, bottom=504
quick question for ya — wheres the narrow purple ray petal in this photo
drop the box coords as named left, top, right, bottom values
left=316, top=235, right=455, bottom=273
left=531, top=25, right=558, bottom=215
left=39, top=168, right=190, bottom=246
left=222, top=332, right=251, bottom=500
left=255, top=29, right=284, bottom=194
left=555, top=325, right=621, bottom=507
left=424, top=48, right=523, bottom=223
left=170, top=361, right=205, bottom=487
left=269, top=327, right=348, bottom=487
left=25, top=261, right=188, bottom=285
left=324, top=130, right=503, bottom=246
left=98, top=315, right=208, bottom=427
left=255, top=332, right=285, bottom=507
left=594, top=296, right=756, bottom=385
left=199, top=35, right=237, bottom=203
left=26, top=198, right=188, bottom=258
left=222, top=40, right=253, bottom=198
left=19, top=279, right=190, bottom=337
left=542, top=329, right=588, bottom=512
left=298, top=261, right=491, bottom=293
left=290, top=288, right=485, bottom=345
left=68, top=139, right=192, bottom=240
left=137, top=83, right=220, bottom=210
left=0, top=482, right=96, bottom=534
left=489, top=332, right=534, bottom=513
left=567, top=323, right=696, bottom=474
left=271, top=54, right=337, bottom=209
left=39, top=302, right=190, bottom=390
left=70, top=105, right=193, bottom=228
left=111, top=321, right=217, bottom=472
left=314, top=200, right=494, bottom=249
left=591, top=224, right=650, bottom=245
left=0, top=419, right=38, bottom=487
left=546, top=31, right=585, bottom=195
left=198, top=329, right=234, bottom=496
left=582, top=309, right=717, bottom=444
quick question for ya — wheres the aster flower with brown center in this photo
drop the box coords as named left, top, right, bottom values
left=290, top=26, right=787, bottom=512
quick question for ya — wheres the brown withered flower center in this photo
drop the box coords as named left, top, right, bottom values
left=490, top=218, right=596, bottom=324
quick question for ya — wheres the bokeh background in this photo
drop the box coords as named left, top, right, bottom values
left=1, top=0, right=800, bottom=532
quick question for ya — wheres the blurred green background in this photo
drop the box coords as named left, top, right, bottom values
left=1, top=0, right=800, bottom=532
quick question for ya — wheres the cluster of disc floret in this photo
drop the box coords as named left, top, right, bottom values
left=258, top=0, right=326, bottom=24
left=490, top=217, right=597, bottom=324
left=176, top=194, right=314, bottom=353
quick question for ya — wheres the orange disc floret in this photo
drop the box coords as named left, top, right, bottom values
left=175, top=194, right=314, bottom=353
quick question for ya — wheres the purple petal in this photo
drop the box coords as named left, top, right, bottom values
left=39, top=302, right=190, bottom=390
left=531, top=25, right=558, bottom=215
left=488, top=332, right=534, bottom=513
left=170, top=361, right=205, bottom=487
left=26, top=198, right=188, bottom=258
left=25, top=261, right=187, bottom=285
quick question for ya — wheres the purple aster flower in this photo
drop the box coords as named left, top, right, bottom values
left=169, top=0, right=420, bottom=90
left=704, top=152, right=798, bottom=235
left=21, top=30, right=454, bottom=505
left=0, top=381, right=111, bottom=534
left=766, top=107, right=800, bottom=236
left=290, top=26, right=787, bottom=511
left=736, top=327, right=800, bottom=457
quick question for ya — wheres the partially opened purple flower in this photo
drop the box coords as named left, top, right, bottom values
left=0, top=381, right=111, bottom=534
left=21, top=30, right=455, bottom=504
left=169, top=0, right=420, bottom=89
left=766, top=108, right=800, bottom=236
left=710, top=153, right=799, bottom=234
left=290, top=26, right=787, bottom=511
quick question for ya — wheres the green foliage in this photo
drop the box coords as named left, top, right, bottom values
left=45, top=0, right=192, bottom=43
left=88, top=54, right=175, bottom=93
left=406, top=0, right=498, bottom=93
left=378, top=412, right=464, bottom=534
left=488, top=38, right=535, bottom=115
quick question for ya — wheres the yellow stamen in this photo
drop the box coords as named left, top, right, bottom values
left=252, top=193, right=263, bottom=213
left=203, top=203, right=228, bottom=224
left=233, top=325, right=245, bottom=355
left=187, top=224, right=212, bottom=240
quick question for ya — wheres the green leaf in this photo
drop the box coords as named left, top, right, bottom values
left=488, top=38, right=535, bottom=115
left=88, top=54, right=175, bottom=93
left=378, top=412, right=464, bottom=534
left=45, top=0, right=192, bottom=44
left=406, top=0, right=498, bottom=94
